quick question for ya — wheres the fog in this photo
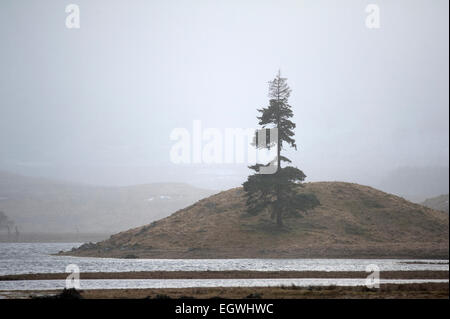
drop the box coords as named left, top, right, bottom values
left=0, top=0, right=448, bottom=197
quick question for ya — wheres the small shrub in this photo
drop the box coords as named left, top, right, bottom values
left=123, top=254, right=138, bottom=259
left=34, top=288, right=83, bottom=299
left=246, top=293, right=263, bottom=299
left=155, top=294, right=171, bottom=299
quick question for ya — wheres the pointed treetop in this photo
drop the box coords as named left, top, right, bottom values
left=268, top=70, right=291, bottom=101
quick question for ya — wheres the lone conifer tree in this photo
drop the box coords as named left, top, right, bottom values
left=243, top=71, right=319, bottom=227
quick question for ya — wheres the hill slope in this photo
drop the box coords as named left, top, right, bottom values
left=421, top=194, right=449, bottom=213
left=0, top=171, right=214, bottom=233
left=65, top=182, right=449, bottom=259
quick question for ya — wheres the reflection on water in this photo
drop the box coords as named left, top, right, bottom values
left=0, top=278, right=448, bottom=291
left=1, top=243, right=448, bottom=276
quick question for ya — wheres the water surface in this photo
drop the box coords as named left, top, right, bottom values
left=0, top=278, right=448, bottom=291
left=0, top=243, right=448, bottom=276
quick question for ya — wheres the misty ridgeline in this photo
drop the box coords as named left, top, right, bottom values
left=0, top=211, right=19, bottom=241
left=243, top=72, right=320, bottom=227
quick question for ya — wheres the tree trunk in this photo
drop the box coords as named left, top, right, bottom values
left=276, top=209, right=283, bottom=227
left=275, top=76, right=282, bottom=228
left=275, top=188, right=283, bottom=227
left=277, top=133, right=281, bottom=171
left=276, top=78, right=282, bottom=172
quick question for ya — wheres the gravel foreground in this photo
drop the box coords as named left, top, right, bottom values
left=0, top=283, right=448, bottom=299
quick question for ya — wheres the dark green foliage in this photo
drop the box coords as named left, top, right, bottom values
left=243, top=72, right=319, bottom=227
left=34, top=288, right=83, bottom=299
left=123, top=254, right=139, bottom=259
left=246, top=293, right=263, bottom=299
left=154, top=294, right=172, bottom=299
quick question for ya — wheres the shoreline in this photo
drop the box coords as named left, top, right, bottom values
left=58, top=249, right=450, bottom=260
left=55, top=251, right=450, bottom=260
left=1, top=270, right=448, bottom=281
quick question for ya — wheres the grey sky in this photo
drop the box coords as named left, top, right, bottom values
left=0, top=0, right=448, bottom=193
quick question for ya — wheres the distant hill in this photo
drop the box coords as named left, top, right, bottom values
left=377, top=166, right=449, bottom=203
left=421, top=194, right=449, bottom=213
left=64, top=182, right=449, bottom=259
left=0, top=171, right=215, bottom=233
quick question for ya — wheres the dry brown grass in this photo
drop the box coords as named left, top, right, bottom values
left=62, top=182, right=449, bottom=259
